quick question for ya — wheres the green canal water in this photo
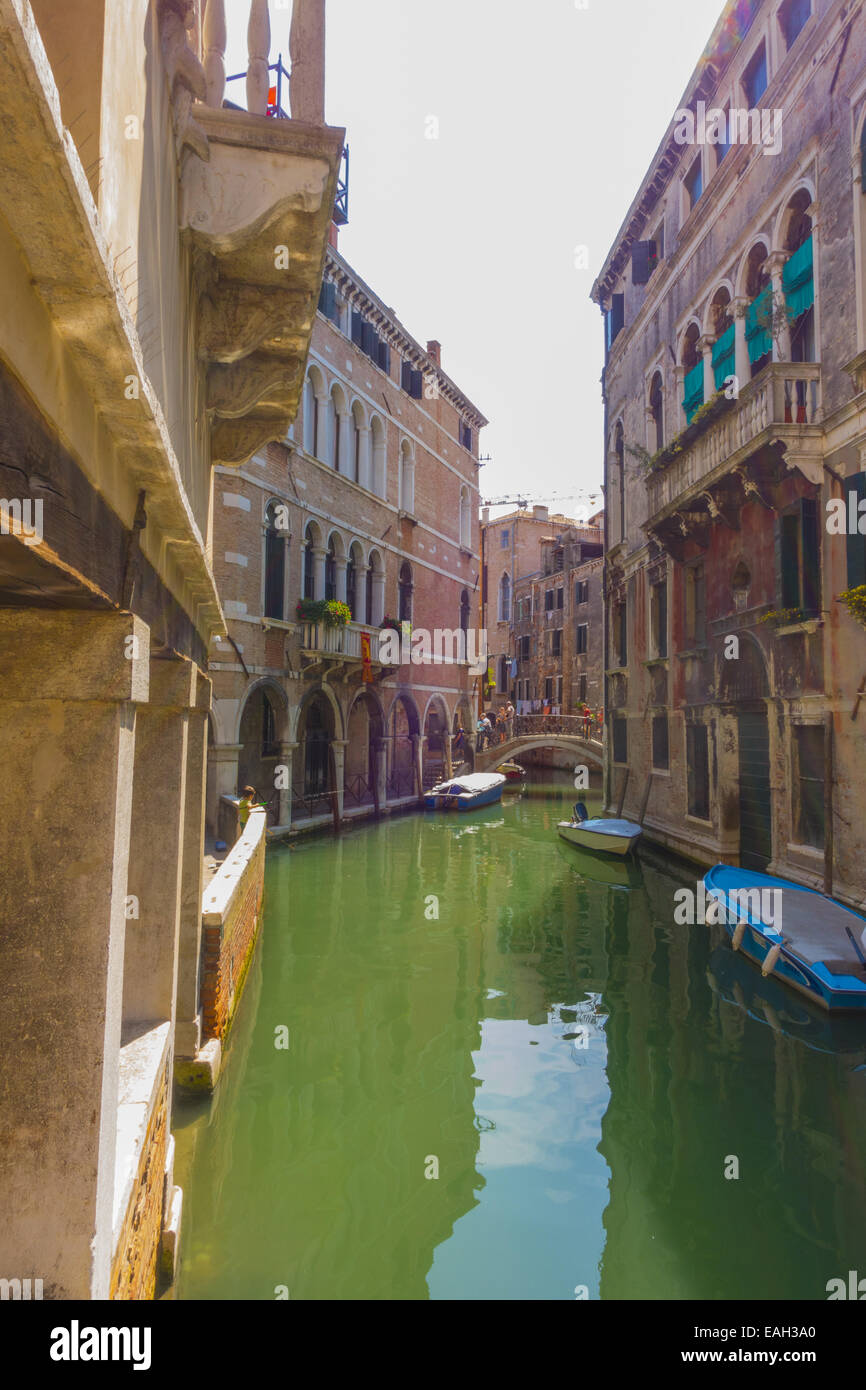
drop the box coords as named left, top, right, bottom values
left=174, top=773, right=866, bottom=1301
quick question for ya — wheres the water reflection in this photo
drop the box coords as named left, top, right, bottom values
left=174, top=772, right=866, bottom=1301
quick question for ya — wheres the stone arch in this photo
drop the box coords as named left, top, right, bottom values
left=236, top=677, right=290, bottom=802
left=345, top=687, right=386, bottom=806
left=679, top=318, right=702, bottom=368
left=303, top=363, right=327, bottom=457
left=388, top=691, right=421, bottom=795
left=330, top=381, right=349, bottom=472
left=735, top=236, right=771, bottom=298
left=703, top=280, right=735, bottom=336
left=290, top=680, right=344, bottom=745
left=772, top=179, right=816, bottom=252
left=293, top=687, right=339, bottom=812
left=719, top=631, right=769, bottom=703
left=235, top=676, right=289, bottom=747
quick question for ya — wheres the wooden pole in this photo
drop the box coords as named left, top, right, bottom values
left=616, top=766, right=630, bottom=818
left=824, top=712, right=834, bottom=897
left=637, top=772, right=654, bottom=826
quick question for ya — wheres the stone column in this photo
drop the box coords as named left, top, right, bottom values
left=732, top=297, right=750, bottom=393
left=354, top=563, right=368, bottom=622
left=332, top=738, right=348, bottom=819
left=766, top=251, right=791, bottom=362
left=358, top=426, right=372, bottom=492
left=372, top=737, right=388, bottom=808
left=339, top=411, right=352, bottom=477
left=175, top=669, right=211, bottom=1062
left=412, top=734, right=425, bottom=797
left=312, top=546, right=327, bottom=601
left=0, top=609, right=149, bottom=1300
left=210, top=741, right=242, bottom=839
left=276, top=741, right=298, bottom=826
left=336, top=558, right=348, bottom=605
left=698, top=334, right=716, bottom=403
left=289, top=0, right=326, bottom=124
left=444, top=728, right=454, bottom=778
left=371, top=568, right=386, bottom=626
left=645, top=405, right=656, bottom=455
left=673, top=366, right=685, bottom=433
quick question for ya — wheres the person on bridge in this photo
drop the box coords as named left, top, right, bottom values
left=505, top=700, right=515, bottom=741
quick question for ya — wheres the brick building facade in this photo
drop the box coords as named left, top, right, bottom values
left=208, top=235, right=488, bottom=829
left=592, top=0, right=866, bottom=909
left=512, top=526, right=605, bottom=716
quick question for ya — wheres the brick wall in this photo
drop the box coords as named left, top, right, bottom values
left=200, top=819, right=266, bottom=1041
left=109, top=1058, right=168, bottom=1302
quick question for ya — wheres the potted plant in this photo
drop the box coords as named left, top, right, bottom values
left=323, top=599, right=351, bottom=628
left=760, top=607, right=806, bottom=629
left=838, top=586, right=866, bottom=629
left=380, top=613, right=401, bottom=633
left=296, top=597, right=327, bottom=624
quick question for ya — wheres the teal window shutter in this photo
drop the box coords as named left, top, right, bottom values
left=683, top=361, right=704, bottom=422
left=712, top=323, right=736, bottom=389
left=745, top=287, right=772, bottom=363
left=846, top=473, right=866, bottom=589
left=782, top=236, right=814, bottom=319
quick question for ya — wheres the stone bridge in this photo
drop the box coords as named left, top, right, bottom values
left=467, top=716, right=604, bottom=775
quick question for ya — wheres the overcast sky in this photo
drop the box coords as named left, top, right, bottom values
left=226, top=0, right=727, bottom=518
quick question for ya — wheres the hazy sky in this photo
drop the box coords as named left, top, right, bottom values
left=226, top=0, right=727, bottom=517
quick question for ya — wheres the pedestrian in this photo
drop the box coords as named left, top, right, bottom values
left=505, top=700, right=515, bottom=741
left=454, top=726, right=466, bottom=758
left=475, top=716, right=486, bottom=753
left=237, top=785, right=259, bottom=840
left=496, top=708, right=507, bottom=744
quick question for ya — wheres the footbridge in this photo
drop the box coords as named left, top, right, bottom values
left=469, top=715, right=603, bottom=775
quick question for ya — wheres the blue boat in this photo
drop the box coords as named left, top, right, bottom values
left=424, top=771, right=506, bottom=811
left=557, top=802, right=642, bottom=857
left=704, top=863, right=866, bottom=1013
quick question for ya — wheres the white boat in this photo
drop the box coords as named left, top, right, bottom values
left=425, top=771, right=506, bottom=811
left=557, top=801, right=642, bottom=857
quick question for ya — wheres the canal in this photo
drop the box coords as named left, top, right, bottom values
left=174, top=772, right=866, bottom=1301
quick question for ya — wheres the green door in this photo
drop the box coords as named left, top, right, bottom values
left=738, top=710, right=772, bottom=872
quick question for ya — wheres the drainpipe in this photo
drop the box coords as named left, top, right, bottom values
left=601, top=349, right=611, bottom=811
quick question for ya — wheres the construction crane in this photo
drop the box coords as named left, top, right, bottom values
left=481, top=490, right=602, bottom=511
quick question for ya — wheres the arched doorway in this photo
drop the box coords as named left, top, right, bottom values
left=295, top=691, right=336, bottom=820
left=389, top=695, right=419, bottom=799
left=721, top=638, right=772, bottom=872
left=423, top=697, right=450, bottom=789
left=345, top=692, right=384, bottom=809
left=238, top=683, right=286, bottom=821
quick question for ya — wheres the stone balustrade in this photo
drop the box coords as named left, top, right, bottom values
left=201, top=0, right=325, bottom=122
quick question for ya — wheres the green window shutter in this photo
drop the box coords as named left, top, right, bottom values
left=783, top=236, right=814, bottom=319
left=847, top=473, right=866, bottom=589
left=745, top=287, right=773, bottom=363
left=683, top=361, right=704, bottom=422
left=711, top=323, right=736, bottom=390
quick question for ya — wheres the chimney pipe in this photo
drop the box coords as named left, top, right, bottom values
left=427, top=339, right=441, bottom=365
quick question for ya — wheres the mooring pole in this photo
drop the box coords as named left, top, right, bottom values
left=616, top=766, right=630, bottom=818
left=824, top=712, right=834, bottom=897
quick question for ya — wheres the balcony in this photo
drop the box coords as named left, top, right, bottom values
left=166, top=0, right=345, bottom=467
left=299, top=621, right=393, bottom=679
left=646, top=363, right=823, bottom=555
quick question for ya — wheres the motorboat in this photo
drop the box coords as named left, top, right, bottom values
left=557, top=801, right=642, bottom=857
left=704, top=863, right=866, bottom=1012
left=424, top=771, right=506, bottom=811
left=497, top=761, right=526, bottom=784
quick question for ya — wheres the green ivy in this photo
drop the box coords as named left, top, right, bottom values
left=838, top=586, right=866, bottom=628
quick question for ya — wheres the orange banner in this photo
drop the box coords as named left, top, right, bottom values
left=360, top=630, right=373, bottom=682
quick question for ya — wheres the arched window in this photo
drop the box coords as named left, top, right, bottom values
left=303, top=375, right=319, bottom=457
left=263, top=500, right=288, bottom=620
left=614, top=421, right=625, bottom=543
left=303, top=523, right=316, bottom=599
left=400, top=440, right=415, bottom=514
left=744, top=243, right=771, bottom=377
left=649, top=372, right=664, bottom=453
left=398, top=561, right=413, bottom=623
left=498, top=571, right=511, bottom=623
left=783, top=190, right=814, bottom=365
left=682, top=323, right=703, bottom=423
left=325, top=536, right=337, bottom=602
left=460, top=588, right=470, bottom=634
left=371, top=416, right=386, bottom=498
left=351, top=402, right=363, bottom=484
left=346, top=560, right=356, bottom=620
left=459, top=486, right=471, bottom=550
left=331, top=385, right=347, bottom=472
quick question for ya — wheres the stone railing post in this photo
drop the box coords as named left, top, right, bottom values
left=247, top=0, right=271, bottom=115
left=203, top=0, right=227, bottom=108
left=290, top=0, right=326, bottom=124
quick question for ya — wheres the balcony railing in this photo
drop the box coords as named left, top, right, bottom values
left=202, top=0, right=325, bottom=123
left=300, top=621, right=384, bottom=662
left=647, top=362, right=822, bottom=519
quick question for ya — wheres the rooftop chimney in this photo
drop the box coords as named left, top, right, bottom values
left=427, top=339, right=441, bottom=365
left=481, top=507, right=490, bottom=523
left=533, top=505, right=549, bottom=522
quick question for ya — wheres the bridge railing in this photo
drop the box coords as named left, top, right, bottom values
left=512, top=714, right=602, bottom=741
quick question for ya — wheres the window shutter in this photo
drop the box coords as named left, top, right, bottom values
left=318, top=281, right=336, bottom=318
left=557, top=588, right=564, bottom=609
left=410, top=370, right=423, bottom=399
left=607, top=293, right=625, bottom=351
left=631, top=241, right=655, bottom=286
left=846, top=473, right=866, bottom=589
left=401, top=360, right=413, bottom=393
left=377, top=339, right=390, bottom=373
left=351, top=310, right=363, bottom=346
left=361, top=321, right=375, bottom=356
